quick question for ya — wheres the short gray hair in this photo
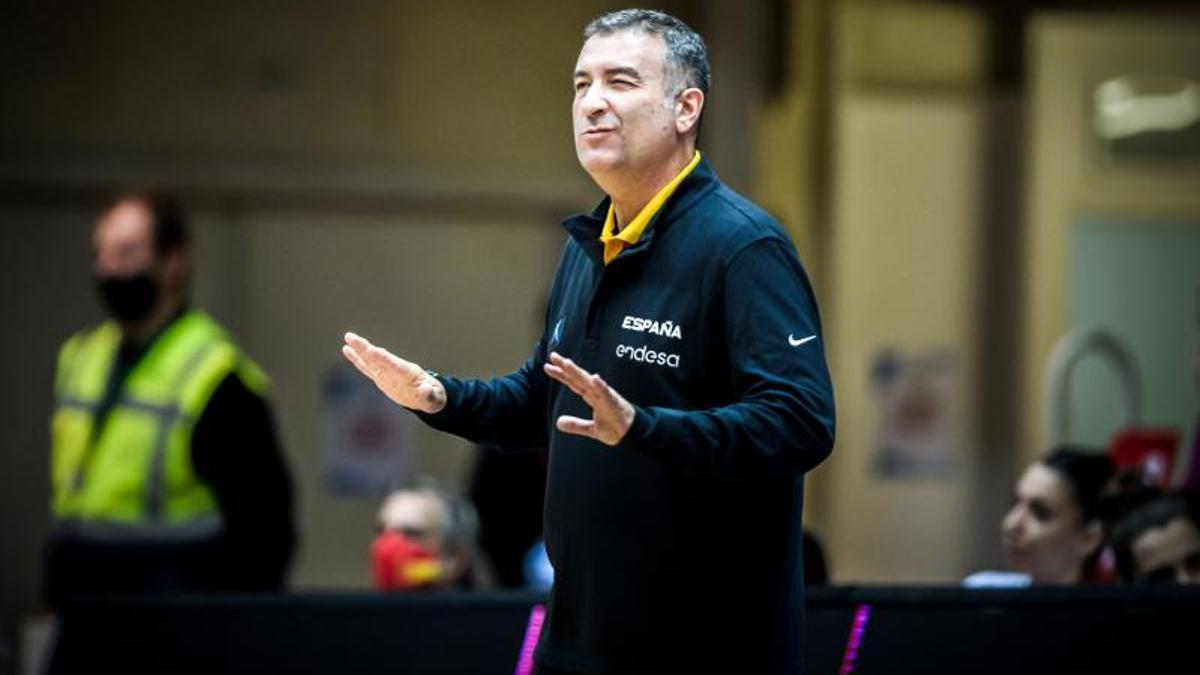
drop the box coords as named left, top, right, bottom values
left=583, top=9, right=710, bottom=99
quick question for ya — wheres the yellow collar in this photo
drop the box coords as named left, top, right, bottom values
left=600, top=151, right=702, bottom=265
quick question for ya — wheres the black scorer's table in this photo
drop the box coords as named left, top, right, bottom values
left=49, top=586, right=1200, bottom=674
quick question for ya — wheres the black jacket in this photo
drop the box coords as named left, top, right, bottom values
left=423, top=157, right=835, bottom=674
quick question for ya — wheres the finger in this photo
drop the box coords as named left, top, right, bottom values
left=574, top=374, right=613, bottom=411
left=342, top=344, right=377, bottom=379
left=546, top=357, right=615, bottom=411
left=344, top=332, right=388, bottom=371
left=583, top=372, right=619, bottom=403
left=591, top=373, right=623, bottom=408
left=563, top=360, right=611, bottom=405
left=550, top=351, right=591, bottom=382
left=560, top=359, right=615, bottom=408
left=349, top=334, right=421, bottom=378
left=344, top=331, right=372, bottom=353
left=545, top=365, right=608, bottom=412
left=544, top=363, right=589, bottom=399
left=544, top=360, right=588, bottom=395
left=543, top=362, right=565, bottom=384
left=555, top=415, right=596, bottom=438
left=548, top=352, right=597, bottom=395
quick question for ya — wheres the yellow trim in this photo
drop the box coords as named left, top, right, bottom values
left=600, top=151, right=702, bottom=265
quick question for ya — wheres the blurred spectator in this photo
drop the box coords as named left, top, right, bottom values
left=1090, top=467, right=1164, bottom=582
left=468, top=446, right=547, bottom=588
left=1099, top=467, right=1163, bottom=527
left=966, top=446, right=1113, bottom=587
left=372, top=484, right=479, bottom=590
left=44, top=193, right=295, bottom=610
left=1111, top=491, right=1200, bottom=585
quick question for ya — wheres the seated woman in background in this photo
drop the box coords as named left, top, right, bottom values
left=965, top=447, right=1114, bottom=587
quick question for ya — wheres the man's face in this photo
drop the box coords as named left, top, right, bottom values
left=572, top=30, right=679, bottom=182
left=1132, top=516, right=1200, bottom=584
left=378, top=491, right=447, bottom=555
left=93, top=200, right=159, bottom=280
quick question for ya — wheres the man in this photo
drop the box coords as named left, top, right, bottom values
left=371, top=484, right=479, bottom=591
left=1112, top=492, right=1200, bottom=585
left=343, top=10, right=834, bottom=674
left=45, top=193, right=295, bottom=609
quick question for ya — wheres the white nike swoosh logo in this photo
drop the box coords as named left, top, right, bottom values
left=788, top=334, right=816, bottom=347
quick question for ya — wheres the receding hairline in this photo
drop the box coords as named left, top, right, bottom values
left=93, top=199, right=154, bottom=240
left=97, top=191, right=190, bottom=255
left=575, top=29, right=669, bottom=71
left=580, top=11, right=710, bottom=96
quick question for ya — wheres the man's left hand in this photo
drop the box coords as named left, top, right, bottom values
left=544, top=352, right=635, bottom=446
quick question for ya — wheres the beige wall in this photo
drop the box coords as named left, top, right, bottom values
left=752, top=0, right=829, bottom=282
left=822, top=92, right=988, bottom=581
left=784, top=0, right=1001, bottom=582
left=0, top=0, right=663, bottom=184
left=1020, top=13, right=1200, bottom=467
left=231, top=205, right=563, bottom=588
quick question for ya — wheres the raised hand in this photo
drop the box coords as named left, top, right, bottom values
left=543, top=351, right=634, bottom=446
left=342, top=332, right=446, bottom=414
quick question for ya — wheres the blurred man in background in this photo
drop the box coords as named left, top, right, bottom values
left=44, top=193, right=295, bottom=609
left=1112, top=491, right=1200, bottom=584
left=372, top=484, right=478, bottom=591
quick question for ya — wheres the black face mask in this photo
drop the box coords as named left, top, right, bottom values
left=95, top=272, right=160, bottom=323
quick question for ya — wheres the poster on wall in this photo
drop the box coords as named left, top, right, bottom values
left=870, top=347, right=959, bottom=479
left=323, top=362, right=413, bottom=497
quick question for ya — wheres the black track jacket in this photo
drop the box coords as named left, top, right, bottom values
left=421, top=156, right=835, bottom=674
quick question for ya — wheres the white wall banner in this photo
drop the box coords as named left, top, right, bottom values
left=870, top=347, right=959, bottom=479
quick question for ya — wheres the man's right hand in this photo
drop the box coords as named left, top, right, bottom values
left=342, top=332, right=447, bottom=414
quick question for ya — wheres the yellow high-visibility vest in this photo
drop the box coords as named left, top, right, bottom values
left=50, top=310, right=269, bottom=541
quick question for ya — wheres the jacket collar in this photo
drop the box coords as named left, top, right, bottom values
left=562, top=154, right=719, bottom=268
